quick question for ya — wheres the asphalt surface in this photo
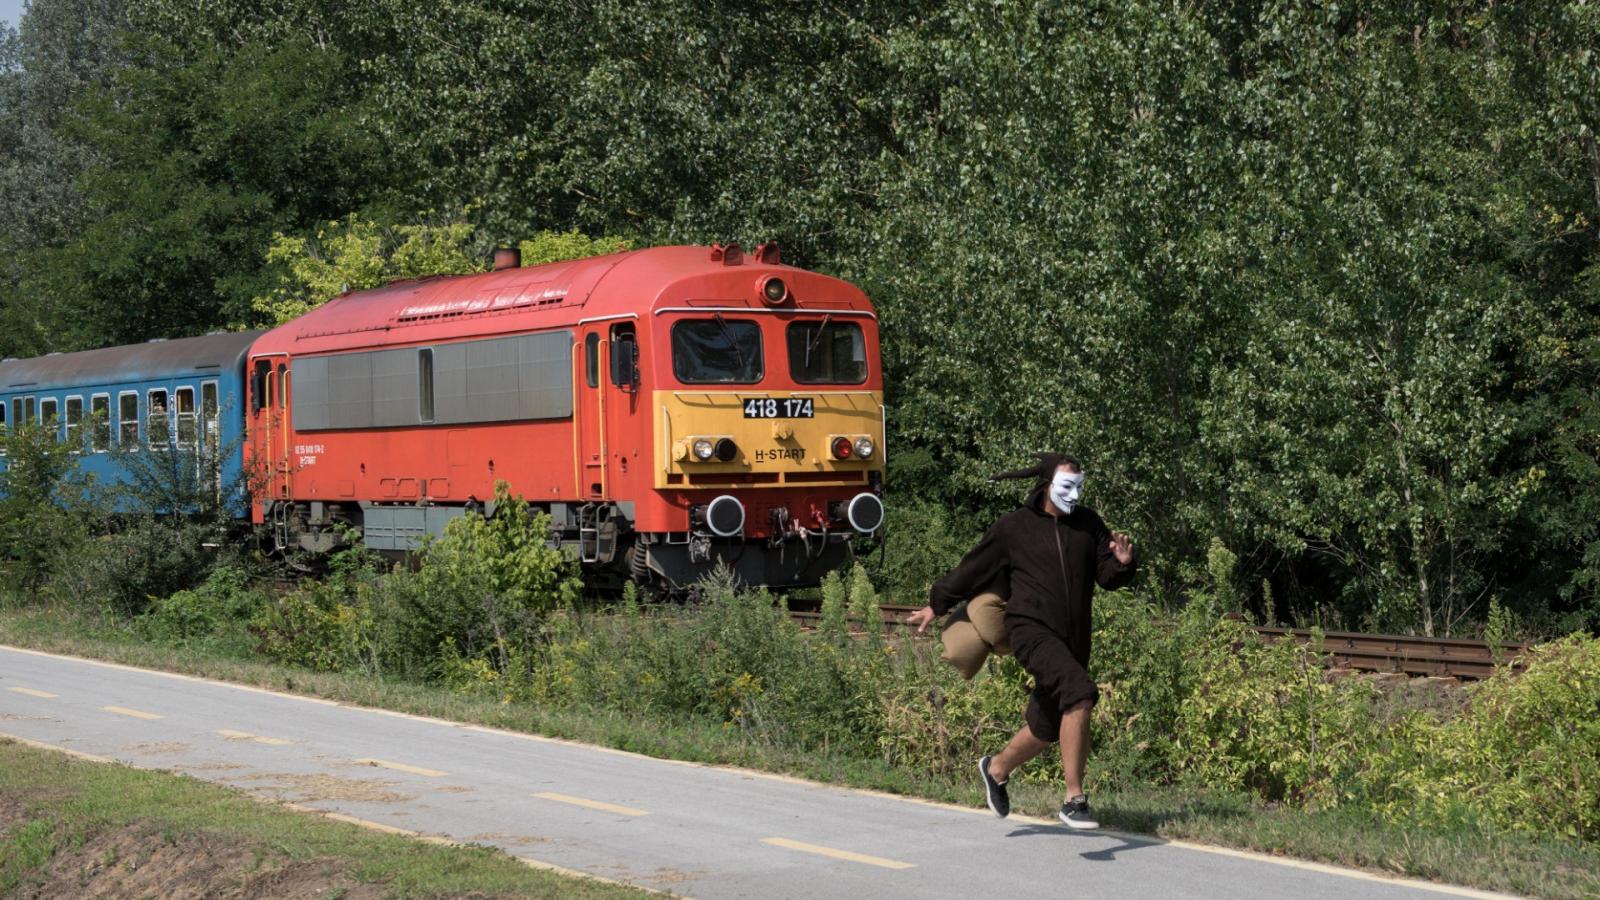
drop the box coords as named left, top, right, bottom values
left=0, top=645, right=1509, bottom=899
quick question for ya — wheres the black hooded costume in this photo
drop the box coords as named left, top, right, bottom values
left=929, top=453, right=1136, bottom=742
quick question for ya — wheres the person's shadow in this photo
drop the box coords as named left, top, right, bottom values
left=1005, top=824, right=1160, bottom=861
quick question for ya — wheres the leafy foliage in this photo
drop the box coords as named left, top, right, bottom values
left=0, top=422, right=88, bottom=602
left=2, top=0, right=1598, bottom=630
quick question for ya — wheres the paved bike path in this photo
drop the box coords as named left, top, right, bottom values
left=0, top=645, right=1509, bottom=899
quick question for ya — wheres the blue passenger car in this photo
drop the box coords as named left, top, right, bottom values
left=0, top=331, right=262, bottom=515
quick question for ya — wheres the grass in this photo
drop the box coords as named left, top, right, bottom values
left=3, top=604, right=1598, bottom=899
left=0, top=738, right=648, bottom=898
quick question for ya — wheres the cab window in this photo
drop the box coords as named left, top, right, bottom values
left=671, top=317, right=762, bottom=384
left=787, top=320, right=867, bottom=384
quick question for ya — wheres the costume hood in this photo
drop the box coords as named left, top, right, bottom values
left=990, top=452, right=1075, bottom=512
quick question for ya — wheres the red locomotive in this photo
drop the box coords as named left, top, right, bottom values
left=246, top=243, right=885, bottom=588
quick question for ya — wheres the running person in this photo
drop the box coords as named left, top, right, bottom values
left=907, top=453, right=1135, bottom=829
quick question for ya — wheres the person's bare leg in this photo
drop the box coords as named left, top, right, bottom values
left=987, top=724, right=1049, bottom=782
left=1059, top=699, right=1092, bottom=799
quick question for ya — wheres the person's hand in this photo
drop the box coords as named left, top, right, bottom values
left=905, top=605, right=937, bottom=633
left=1110, top=531, right=1134, bottom=565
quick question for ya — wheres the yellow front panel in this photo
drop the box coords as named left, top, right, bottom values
left=654, top=390, right=885, bottom=489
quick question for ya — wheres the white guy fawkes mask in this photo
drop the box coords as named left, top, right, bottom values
left=1049, top=470, right=1084, bottom=515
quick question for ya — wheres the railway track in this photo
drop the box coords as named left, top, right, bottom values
left=788, top=602, right=1527, bottom=681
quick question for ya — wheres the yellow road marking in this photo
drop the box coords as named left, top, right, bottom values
left=217, top=729, right=291, bottom=746
left=7, top=687, right=57, bottom=698
left=532, top=791, right=649, bottom=817
left=103, top=705, right=162, bottom=720
left=762, top=837, right=915, bottom=870
left=354, top=758, right=446, bottom=777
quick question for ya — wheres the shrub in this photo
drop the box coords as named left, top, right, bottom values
left=1089, top=589, right=1206, bottom=788
left=250, top=577, right=375, bottom=673
left=1173, top=618, right=1380, bottom=805
left=1365, top=634, right=1600, bottom=840
left=369, top=483, right=582, bottom=681
left=52, top=519, right=216, bottom=619
left=0, top=422, right=89, bottom=603
left=136, top=565, right=264, bottom=651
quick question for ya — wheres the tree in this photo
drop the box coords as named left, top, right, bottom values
left=0, top=422, right=87, bottom=602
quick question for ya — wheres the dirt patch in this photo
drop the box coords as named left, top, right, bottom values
left=0, top=783, right=70, bottom=836
left=176, top=761, right=247, bottom=772
left=0, top=714, right=55, bottom=721
left=121, top=741, right=190, bottom=755
left=643, top=866, right=709, bottom=886
left=435, top=784, right=475, bottom=794
left=8, top=821, right=386, bottom=899
left=223, top=772, right=415, bottom=805
left=471, top=831, right=552, bottom=847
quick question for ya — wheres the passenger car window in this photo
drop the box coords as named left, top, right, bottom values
left=671, top=318, right=763, bottom=384
left=201, top=382, right=218, bottom=445
left=787, top=320, right=867, bottom=384
left=176, top=387, right=197, bottom=449
left=91, top=395, right=110, bottom=452
left=147, top=389, right=169, bottom=450
left=39, top=398, right=59, bottom=440
left=65, top=397, right=83, bottom=450
left=119, top=393, right=139, bottom=448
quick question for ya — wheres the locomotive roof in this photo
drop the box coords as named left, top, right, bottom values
left=251, top=245, right=872, bottom=356
left=0, top=330, right=263, bottom=392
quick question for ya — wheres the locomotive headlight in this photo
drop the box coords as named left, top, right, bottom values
left=714, top=437, right=738, bottom=462
left=831, top=436, right=854, bottom=460
left=692, top=438, right=715, bottom=461
left=853, top=437, right=875, bottom=459
left=759, top=275, right=789, bottom=306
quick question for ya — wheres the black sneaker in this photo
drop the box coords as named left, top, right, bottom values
left=978, top=755, right=1009, bottom=818
left=1058, top=794, right=1099, bottom=830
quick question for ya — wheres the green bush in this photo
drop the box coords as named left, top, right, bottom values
left=1089, top=589, right=1207, bottom=789
left=1364, top=634, right=1600, bottom=840
left=527, top=565, right=890, bottom=755
left=1173, top=619, right=1379, bottom=805
left=369, top=483, right=582, bottom=682
left=136, top=565, right=264, bottom=652
left=51, top=519, right=216, bottom=619
left=250, top=541, right=379, bottom=673
left=250, top=576, right=375, bottom=673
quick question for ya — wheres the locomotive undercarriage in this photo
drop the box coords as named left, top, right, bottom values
left=268, top=497, right=858, bottom=590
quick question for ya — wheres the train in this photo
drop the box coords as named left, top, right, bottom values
left=0, top=243, right=886, bottom=589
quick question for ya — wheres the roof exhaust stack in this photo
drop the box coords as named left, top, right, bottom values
left=492, top=247, right=521, bottom=271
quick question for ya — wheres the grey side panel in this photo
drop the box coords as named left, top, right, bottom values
left=520, top=331, right=573, bottom=419
left=370, top=347, right=421, bottom=427
left=466, top=336, right=521, bottom=422
left=297, top=329, right=571, bottom=431
left=292, top=356, right=333, bottom=431
left=433, top=342, right=468, bottom=424
left=436, top=330, right=571, bottom=425
left=361, top=505, right=468, bottom=551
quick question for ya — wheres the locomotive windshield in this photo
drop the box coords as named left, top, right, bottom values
left=672, top=317, right=763, bottom=383
left=787, top=320, right=867, bottom=384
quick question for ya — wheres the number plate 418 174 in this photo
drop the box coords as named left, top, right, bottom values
left=743, top=397, right=814, bottom=418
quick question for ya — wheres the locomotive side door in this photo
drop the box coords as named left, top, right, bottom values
left=576, top=327, right=608, bottom=500
left=604, top=320, right=641, bottom=498
left=248, top=354, right=291, bottom=511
